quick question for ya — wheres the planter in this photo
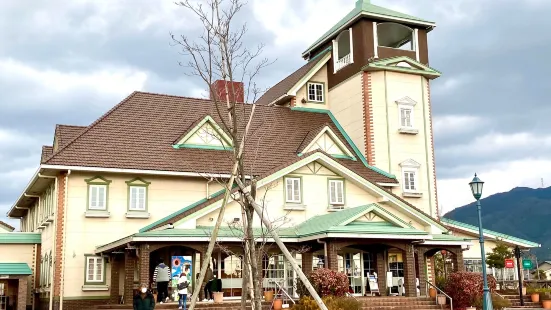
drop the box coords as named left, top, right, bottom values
left=466, top=307, right=476, bottom=310
left=522, top=287, right=527, bottom=295
left=543, top=300, right=551, bottom=309
left=437, top=295, right=446, bottom=305
left=213, top=292, right=224, bottom=303
left=264, top=290, right=274, bottom=302
left=273, top=298, right=283, bottom=310
left=531, top=293, right=540, bottom=303
left=428, top=287, right=437, bottom=298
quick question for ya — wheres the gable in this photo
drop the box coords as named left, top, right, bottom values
left=173, top=115, right=233, bottom=150
left=300, top=127, right=355, bottom=159
left=362, top=56, right=441, bottom=79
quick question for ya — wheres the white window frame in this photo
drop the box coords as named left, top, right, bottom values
left=129, top=186, right=147, bottom=211
left=332, top=27, right=354, bottom=73
left=88, top=184, right=107, bottom=211
left=402, top=169, right=418, bottom=192
left=307, top=82, right=324, bottom=103
left=285, top=177, right=302, bottom=204
left=328, top=179, right=345, bottom=206
left=85, top=256, right=104, bottom=283
left=399, top=106, right=413, bottom=128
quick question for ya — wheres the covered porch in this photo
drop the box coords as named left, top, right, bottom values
left=0, top=263, right=32, bottom=310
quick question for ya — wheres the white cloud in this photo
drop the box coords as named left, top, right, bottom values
left=440, top=132, right=551, bottom=157
left=0, top=58, right=148, bottom=108
left=433, top=114, right=483, bottom=137
left=438, top=158, right=551, bottom=214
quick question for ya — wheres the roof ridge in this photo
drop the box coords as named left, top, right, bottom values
left=44, top=91, right=140, bottom=164
left=56, top=124, right=87, bottom=129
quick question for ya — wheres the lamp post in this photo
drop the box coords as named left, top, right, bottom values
left=469, top=174, right=493, bottom=310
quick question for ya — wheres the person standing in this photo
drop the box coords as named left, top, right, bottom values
left=133, top=284, right=155, bottom=310
left=177, top=273, right=189, bottom=310
left=153, top=259, right=171, bottom=304
left=202, top=265, right=214, bottom=301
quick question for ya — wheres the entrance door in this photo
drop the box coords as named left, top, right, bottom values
left=337, top=251, right=375, bottom=296
left=0, top=281, right=7, bottom=310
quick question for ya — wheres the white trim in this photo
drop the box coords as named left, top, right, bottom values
left=398, top=105, right=414, bottom=128
left=377, top=182, right=399, bottom=187
left=285, top=177, right=302, bottom=203
left=338, top=204, right=409, bottom=228
left=95, top=236, right=133, bottom=254
left=128, top=186, right=146, bottom=211
left=82, top=285, right=109, bottom=291
left=306, top=82, right=325, bottom=102
left=133, top=236, right=299, bottom=243
left=328, top=179, right=345, bottom=205
left=395, top=96, right=417, bottom=106
left=288, top=52, right=332, bottom=96
left=88, top=184, right=107, bottom=211
left=300, top=233, right=431, bottom=242
left=85, top=256, right=104, bottom=283
left=332, top=40, right=338, bottom=74
left=301, top=12, right=436, bottom=58
left=373, top=21, right=378, bottom=58
left=414, top=28, right=420, bottom=61
left=299, top=126, right=355, bottom=158
left=349, top=27, right=354, bottom=64
left=445, top=223, right=541, bottom=248
left=401, top=168, right=419, bottom=193
left=399, top=159, right=421, bottom=168
left=421, top=240, right=472, bottom=246
left=7, top=167, right=40, bottom=216
left=40, top=164, right=239, bottom=179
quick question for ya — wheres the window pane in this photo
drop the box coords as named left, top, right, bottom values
left=293, top=179, right=300, bottom=202
left=90, top=187, right=97, bottom=208
left=286, top=179, right=293, bottom=201
left=87, top=258, right=94, bottom=281
left=98, top=186, right=105, bottom=208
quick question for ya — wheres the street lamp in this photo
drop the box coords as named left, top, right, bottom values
left=469, top=174, right=493, bottom=310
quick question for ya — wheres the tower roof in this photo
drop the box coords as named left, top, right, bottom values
left=302, top=0, right=435, bottom=58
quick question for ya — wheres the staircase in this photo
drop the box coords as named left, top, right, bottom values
left=358, top=296, right=449, bottom=310
left=92, top=296, right=447, bottom=310
left=501, top=294, right=543, bottom=309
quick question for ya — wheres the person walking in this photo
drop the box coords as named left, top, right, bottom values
left=202, top=265, right=214, bottom=301
left=177, top=273, right=190, bottom=310
left=133, top=284, right=155, bottom=310
left=153, top=259, right=171, bottom=304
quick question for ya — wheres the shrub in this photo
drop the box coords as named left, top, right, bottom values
left=291, top=296, right=361, bottom=310
left=444, top=272, right=497, bottom=308
left=309, top=268, right=349, bottom=297
left=472, top=293, right=511, bottom=310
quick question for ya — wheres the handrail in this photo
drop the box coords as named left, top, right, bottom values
left=426, top=281, right=453, bottom=310
left=346, top=292, right=359, bottom=301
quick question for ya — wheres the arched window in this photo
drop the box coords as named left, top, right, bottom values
left=377, top=22, right=414, bottom=50
left=333, top=28, right=354, bottom=72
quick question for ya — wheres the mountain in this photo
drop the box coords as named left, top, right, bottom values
left=444, top=186, right=551, bottom=260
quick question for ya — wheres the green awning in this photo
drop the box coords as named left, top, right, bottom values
left=0, top=233, right=41, bottom=244
left=0, top=263, right=32, bottom=276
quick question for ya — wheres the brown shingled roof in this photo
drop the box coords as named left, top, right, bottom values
left=44, top=91, right=396, bottom=185
left=41, top=146, right=53, bottom=163
left=54, top=124, right=87, bottom=150
left=256, top=50, right=330, bottom=105
left=0, top=220, right=15, bottom=232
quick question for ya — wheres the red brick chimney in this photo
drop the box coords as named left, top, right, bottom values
left=210, top=80, right=245, bottom=103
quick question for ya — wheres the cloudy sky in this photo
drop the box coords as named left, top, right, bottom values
left=1, top=0, right=550, bottom=226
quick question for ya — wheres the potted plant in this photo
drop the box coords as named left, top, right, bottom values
left=428, top=287, right=437, bottom=298
left=264, top=289, right=274, bottom=302
left=273, top=297, right=283, bottom=310
left=530, top=288, right=540, bottom=303
left=542, top=292, right=551, bottom=309
left=213, top=291, right=224, bottom=303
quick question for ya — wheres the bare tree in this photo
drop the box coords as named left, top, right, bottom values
left=170, top=0, right=327, bottom=309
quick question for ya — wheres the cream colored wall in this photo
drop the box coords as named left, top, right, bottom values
left=0, top=244, right=35, bottom=265
left=451, top=231, right=500, bottom=258
left=328, top=73, right=365, bottom=157
left=196, top=161, right=425, bottom=231
left=62, top=172, right=223, bottom=297
left=370, top=71, right=436, bottom=218
left=294, top=64, right=329, bottom=110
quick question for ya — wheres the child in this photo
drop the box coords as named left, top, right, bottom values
left=133, top=283, right=155, bottom=310
left=177, top=273, right=190, bottom=310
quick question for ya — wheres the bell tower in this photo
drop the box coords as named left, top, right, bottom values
left=302, top=0, right=441, bottom=218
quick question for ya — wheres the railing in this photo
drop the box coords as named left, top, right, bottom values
left=426, top=281, right=453, bottom=310
left=335, top=54, right=351, bottom=72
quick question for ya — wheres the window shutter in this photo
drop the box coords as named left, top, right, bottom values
left=293, top=179, right=300, bottom=202
left=329, top=180, right=344, bottom=205
left=286, top=178, right=293, bottom=202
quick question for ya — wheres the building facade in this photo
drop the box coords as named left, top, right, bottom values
left=2, top=1, right=539, bottom=309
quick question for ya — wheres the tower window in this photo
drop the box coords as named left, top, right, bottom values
left=399, top=159, right=422, bottom=197
left=307, top=82, right=324, bottom=103
left=400, top=107, right=413, bottom=128
left=377, top=22, right=414, bottom=51
left=332, top=28, right=354, bottom=73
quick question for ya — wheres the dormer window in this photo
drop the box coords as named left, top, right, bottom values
left=307, top=82, right=324, bottom=103
left=332, top=28, right=354, bottom=73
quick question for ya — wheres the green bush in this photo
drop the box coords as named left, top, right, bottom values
left=472, top=293, right=511, bottom=310
left=291, top=296, right=361, bottom=310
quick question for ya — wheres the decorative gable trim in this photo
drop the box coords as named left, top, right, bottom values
left=339, top=204, right=410, bottom=228
left=299, top=126, right=355, bottom=159
left=395, top=96, right=417, bottom=106
left=399, top=159, right=421, bottom=168
left=173, top=115, right=233, bottom=151
left=362, top=56, right=441, bottom=79
left=287, top=52, right=332, bottom=96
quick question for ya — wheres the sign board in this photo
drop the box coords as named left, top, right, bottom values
left=522, top=259, right=533, bottom=270
left=368, top=275, right=379, bottom=294
left=505, top=259, right=514, bottom=269
left=386, top=272, right=394, bottom=288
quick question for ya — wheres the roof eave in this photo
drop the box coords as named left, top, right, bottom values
left=444, top=221, right=540, bottom=248
left=7, top=167, right=41, bottom=218
left=362, top=65, right=441, bottom=79
left=301, top=11, right=436, bottom=58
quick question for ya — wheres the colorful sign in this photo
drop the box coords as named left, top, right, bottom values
left=171, top=256, right=192, bottom=288
left=522, top=259, right=533, bottom=270
left=505, top=259, right=514, bottom=269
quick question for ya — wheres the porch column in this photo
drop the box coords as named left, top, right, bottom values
left=17, top=277, right=28, bottom=310
left=124, top=249, right=136, bottom=304
left=376, top=252, right=387, bottom=296
left=110, top=254, right=123, bottom=304
left=139, top=244, right=151, bottom=287
left=404, top=245, right=417, bottom=297
left=302, top=252, right=313, bottom=276
left=416, top=247, right=427, bottom=296
left=453, top=249, right=464, bottom=272
left=326, top=241, right=339, bottom=271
